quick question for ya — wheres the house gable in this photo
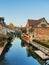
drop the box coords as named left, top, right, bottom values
left=27, top=17, right=49, bottom=27
left=26, top=17, right=49, bottom=33
left=37, top=18, right=49, bottom=27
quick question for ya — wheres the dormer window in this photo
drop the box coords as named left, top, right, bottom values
left=41, top=24, right=46, bottom=27
left=43, top=20, right=44, bottom=22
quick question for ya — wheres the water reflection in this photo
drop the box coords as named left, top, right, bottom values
left=0, top=38, right=49, bottom=65
left=21, top=40, right=49, bottom=65
left=26, top=46, right=45, bottom=65
left=21, top=40, right=25, bottom=47
left=0, top=42, right=12, bottom=62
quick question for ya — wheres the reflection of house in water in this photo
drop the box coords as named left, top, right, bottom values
left=20, top=40, right=49, bottom=65
left=0, top=42, right=12, bottom=61
left=26, top=46, right=48, bottom=65
left=21, top=40, right=25, bottom=47
left=26, top=48, right=45, bottom=65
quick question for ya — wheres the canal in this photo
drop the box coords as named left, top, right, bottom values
left=0, top=38, right=49, bottom=65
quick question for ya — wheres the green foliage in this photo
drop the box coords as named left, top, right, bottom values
left=7, top=32, right=13, bottom=40
left=33, top=39, right=49, bottom=48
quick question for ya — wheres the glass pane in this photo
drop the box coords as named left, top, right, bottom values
left=41, top=24, right=46, bottom=27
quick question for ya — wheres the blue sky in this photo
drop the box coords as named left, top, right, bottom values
left=0, top=0, right=49, bottom=26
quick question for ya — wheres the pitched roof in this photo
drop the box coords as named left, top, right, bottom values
left=28, top=17, right=48, bottom=26
left=28, top=20, right=38, bottom=26
left=0, top=17, right=4, bottom=20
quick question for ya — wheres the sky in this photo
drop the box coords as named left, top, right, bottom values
left=0, top=0, right=49, bottom=26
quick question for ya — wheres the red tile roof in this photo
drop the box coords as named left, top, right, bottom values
left=28, top=17, right=49, bottom=26
left=28, top=20, right=39, bottom=26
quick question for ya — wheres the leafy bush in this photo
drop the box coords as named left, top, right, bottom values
left=33, top=39, right=49, bottom=48
left=7, top=32, right=13, bottom=41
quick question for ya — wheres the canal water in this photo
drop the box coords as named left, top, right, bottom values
left=0, top=38, right=49, bottom=65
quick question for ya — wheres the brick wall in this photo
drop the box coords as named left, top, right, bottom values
left=33, top=27, right=49, bottom=42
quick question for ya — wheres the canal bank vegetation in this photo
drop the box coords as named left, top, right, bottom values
left=0, top=32, right=15, bottom=47
left=7, top=32, right=14, bottom=41
left=0, top=39, right=6, bottom=47
left=33, top=39, right=49, bottom=48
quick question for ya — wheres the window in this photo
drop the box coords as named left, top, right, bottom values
left=33, top=35, right=34, bottom=37
left=41, top=24, right=46, bottom=27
